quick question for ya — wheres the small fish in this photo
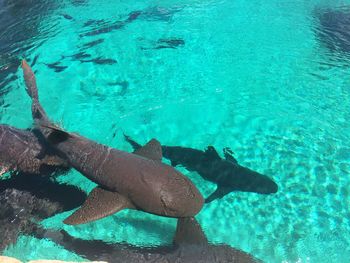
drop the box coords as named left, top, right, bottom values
left=60, top=13, right=74, bottom=20
left=71, top=0, right=87, bottom=6
left=62, top=51, right=92, bottom=60
left=80, top=57, right=117, bottom=65
left=30, top=54, right=40, bottom=66
left=83, top=19, right=106, bottom=27
left=44, top=62, right=68, bottom=72
left=158, top=38, right=185, bottom=47
left=141, top=38, right=185, bottom=50
left=82, top=38, right=105, bottom=48
left=82, top=23, right=124, bottom=37
left=152, top=45, right=177, bottom=50
left=46, top=61, right=60, bottom=67
left=142, top=6, right=183, bottom=22
left=125, top=10, right=143, bottom=23
left=81, top=11, right=141, bottom=37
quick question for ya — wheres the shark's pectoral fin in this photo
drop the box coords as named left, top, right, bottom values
left=205, top=186, right=231, bottom=203
left=133, top=138, right=162, bottom=161
left=223, top=147, right=238, bottom=164
left=64, top=187, right=135, bottom=225
left=174, top=217, right=208, bottom=246
left=204, top=146, right=221, bottom=161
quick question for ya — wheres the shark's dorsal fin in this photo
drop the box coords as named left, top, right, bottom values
left=133, top=139, right=162, bottom=161
left=124, top=134, right=142, bottom=151
left=204, top=146, right=221, bottom=160
left=173, top=217, right=208, bottom=246
left=64, top=187, right=135, bottom=225
left=39, top=123, right=71, bottom=144
left=223, top=147, right=238, bottom=164
left=205, top=186, right=231, bottom=203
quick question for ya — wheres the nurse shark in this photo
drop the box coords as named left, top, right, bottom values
left=21, top=60, right=204, bottom=225
left=124, top=135, right=278, bottom=203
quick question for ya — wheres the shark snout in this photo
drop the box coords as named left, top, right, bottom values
left=160, top=172, right=204, bottom=217
left=254, top=175, right=278, bottom=194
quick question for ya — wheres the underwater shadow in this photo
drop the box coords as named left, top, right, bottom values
left=0, top=173, right=87, bottom=251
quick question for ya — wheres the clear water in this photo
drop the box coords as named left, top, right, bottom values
left=1, top=0, right=350, bottom=262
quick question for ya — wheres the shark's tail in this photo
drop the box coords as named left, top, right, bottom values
left=21, top=59, right=68, bottom=144
left=21, top=60, right=52, bottom=125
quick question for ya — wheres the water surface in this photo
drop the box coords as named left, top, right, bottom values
left=1, top=0, right=350, bottom=262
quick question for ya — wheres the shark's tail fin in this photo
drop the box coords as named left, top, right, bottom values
left=21, top=59, right=68, bottom=144
left=21, top=59, right=51, bottom=124
left=21, top=60, right=39, bottom=101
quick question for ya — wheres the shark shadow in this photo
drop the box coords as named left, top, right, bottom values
left=124, top=135, right=278, bottom=203
left=36, top=217, right=262, bottom=263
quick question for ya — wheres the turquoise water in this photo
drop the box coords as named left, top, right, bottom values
left=1, top=0, right=350, bottom=262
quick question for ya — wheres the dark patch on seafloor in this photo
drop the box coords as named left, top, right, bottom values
left=37, top=219, right=261, bottom=263
left=80, top=6, right=182, bottom=38
left=107, top=80, right=129, bottom=96
left=315, top=7, right=350, bottom=55
left=0, top=173, right=87, bottom=251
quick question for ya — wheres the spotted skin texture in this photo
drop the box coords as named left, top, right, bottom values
left=43, top=132, right=203, bottom=219
left=0, top=125, right=68, bottom=175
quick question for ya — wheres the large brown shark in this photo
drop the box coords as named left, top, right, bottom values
left=0, top=124, right=67, bottom=176
left=21, top=60, right=204, bottom=225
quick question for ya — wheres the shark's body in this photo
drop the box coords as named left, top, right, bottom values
left=125, top=136, right=278, bottom=203
left=21, top=60, right=204, bottom=225
left=39, top=217, right=261, bottom=263
left=0, top=124, right=67, bottom=176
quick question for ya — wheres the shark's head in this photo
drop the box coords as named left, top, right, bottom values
left=163, top=168, right=204, bottom=217
left=141, top=163, right=204, bottom=218
left=239, top=166, right=278, bottom=194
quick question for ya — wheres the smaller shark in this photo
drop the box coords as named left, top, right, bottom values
left=125, top=135, right=278, bottom=203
